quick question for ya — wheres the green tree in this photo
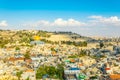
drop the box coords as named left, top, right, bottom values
left=16, top=71, right=23, bottom=80
left=36, top=66, right=47, bottom=79
left=99, top=42, right=104, bottom=49
left=26, top=77, right=30, bottom=80
left=68, top=55, right=78, bottom=58
left=36, top=65, right=64, bottom=79
left=15, top=47, right=20, bottom=51
left=24, top=51, right=30, bottom=59
left=56, top=64, right=64, bottom=80
left=47, top=66, right=56, bottom=77
left=79, top=49, right=87, bottom=57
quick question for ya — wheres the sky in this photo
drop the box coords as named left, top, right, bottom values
left=0, top=0, right=120, bottom=37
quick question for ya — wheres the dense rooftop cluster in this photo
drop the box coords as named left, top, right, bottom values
left=0, top=30, right=120, bottom=80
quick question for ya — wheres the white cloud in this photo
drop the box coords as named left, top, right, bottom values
left=52, top=18, right=67, bottom=26
left=89, top=15, right=103, bottom=19
left=0, top=20, right=8, bottom=27
left=23, top=18, right=86, bottom=27
left=88, top=15, right=120, bottom=27
left=37, top=20, right=50, bottom=26
left=22, top=16, right=120, bottom=29
left=51, top=18, right=86, bottom=27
